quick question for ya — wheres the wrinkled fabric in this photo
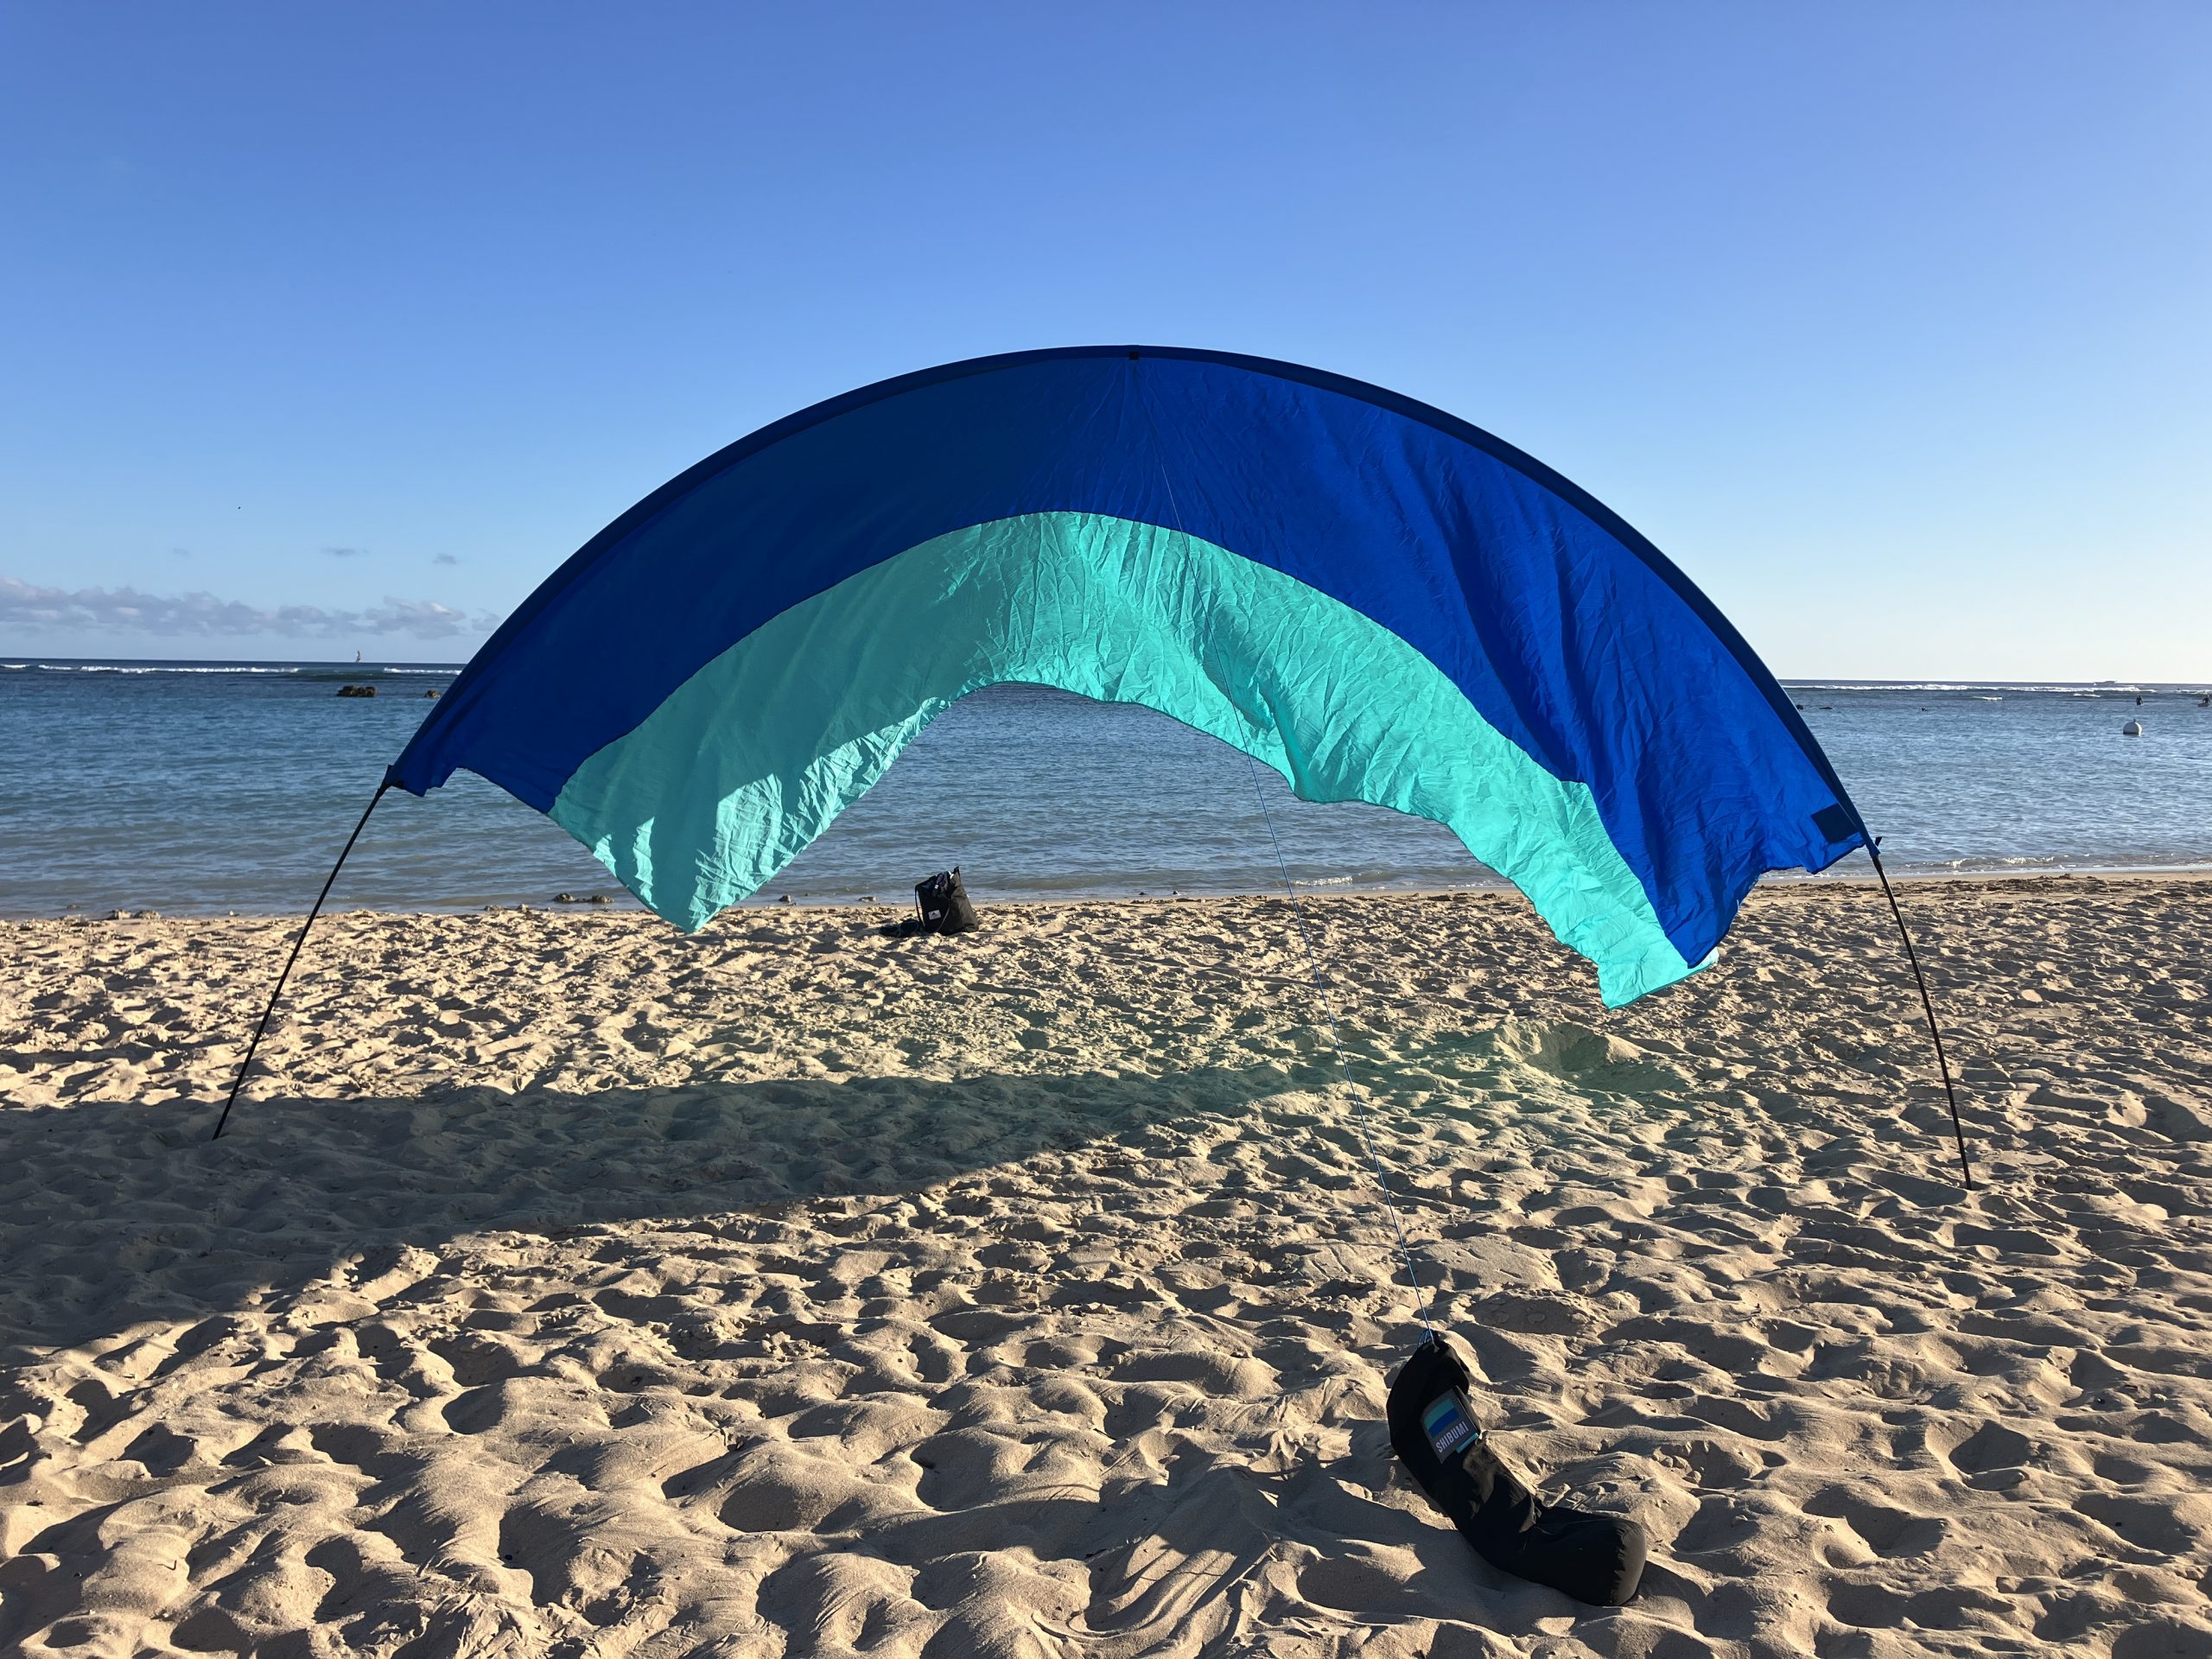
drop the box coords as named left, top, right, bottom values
left=550, top=514, right=1697, bottom=1005
left=390, top=347, right=1863, bottom=999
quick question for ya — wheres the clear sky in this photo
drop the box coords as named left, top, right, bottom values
left=2, top=3, right=2204, bottom=677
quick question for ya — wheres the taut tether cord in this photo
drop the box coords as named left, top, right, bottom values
left=1242, top=753, right=1440, bottom=1338
left=210, top=779, right=389, bottom=1141
left=1866, top=843, right=1973, bottom=1188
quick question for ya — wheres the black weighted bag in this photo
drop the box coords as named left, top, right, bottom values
left=913, top=868, right=978, bottom=935
left=1387, top=1335, right=1647, bottom=1606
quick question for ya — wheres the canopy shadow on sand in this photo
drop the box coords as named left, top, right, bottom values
left=0, top=1062, right=1341, bottom=1364
left=0, top=1005, right=1831, bottom=1372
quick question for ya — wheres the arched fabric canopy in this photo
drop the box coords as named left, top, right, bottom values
left=391, top=346, right=1866, bottom=1007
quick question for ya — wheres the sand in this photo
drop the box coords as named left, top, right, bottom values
left=2, top=875, right=2209, bottom=1657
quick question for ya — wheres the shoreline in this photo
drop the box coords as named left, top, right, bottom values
left=11, top=860, right=2210, bottom=928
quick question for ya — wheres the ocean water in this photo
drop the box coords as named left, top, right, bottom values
left=3, top=658, right=2209, bottom=918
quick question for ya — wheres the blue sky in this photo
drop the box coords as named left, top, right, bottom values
left=2, top=3, right=2204, bottom=677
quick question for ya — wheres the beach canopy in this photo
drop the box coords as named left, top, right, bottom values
left=390, top=347, right=1866, bottom=1007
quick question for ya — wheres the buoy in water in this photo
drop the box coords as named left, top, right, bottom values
left=2122, top=719, right=2145, bottom=736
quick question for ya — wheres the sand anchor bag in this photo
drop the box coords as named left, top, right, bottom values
left=1388, top=1335, right=1647, bottom=1606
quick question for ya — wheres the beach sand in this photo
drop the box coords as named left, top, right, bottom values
left=2, top=876, right=2209, bottom=1656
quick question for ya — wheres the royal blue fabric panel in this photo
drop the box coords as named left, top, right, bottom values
left=391, top=346, right=1864, bottom=969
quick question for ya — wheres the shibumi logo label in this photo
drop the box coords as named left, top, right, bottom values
left=1422, top=1392, right=1478, bottom=1459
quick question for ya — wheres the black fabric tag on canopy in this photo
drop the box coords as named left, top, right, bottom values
left=1813, top=803, right=1858, bottom=844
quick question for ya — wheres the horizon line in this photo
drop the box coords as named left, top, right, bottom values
left=3, top=652, right=2206, bottom=689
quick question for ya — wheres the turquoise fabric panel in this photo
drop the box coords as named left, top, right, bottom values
left=549, top=512, right=1699, bottom=1004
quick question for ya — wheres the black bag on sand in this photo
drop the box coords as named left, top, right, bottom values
left=1388, top=1335, right=1647, bottom=1607
left=913, top=868, right=978, bottom=936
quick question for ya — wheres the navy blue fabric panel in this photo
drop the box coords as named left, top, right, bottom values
left=390, top=346, right=1863, bottom=966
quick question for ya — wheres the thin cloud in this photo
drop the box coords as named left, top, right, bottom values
left=321, top=545, right=368, bottom=558
left=0, top=575, right=500, bottom=641
left=433, top=553, right=458, bottom=565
